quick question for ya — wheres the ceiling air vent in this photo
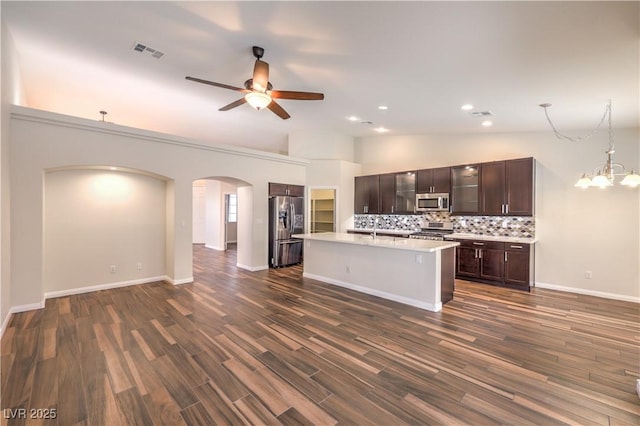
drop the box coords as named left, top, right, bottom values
left=131, top=42, right=164, bottom=59
left=470, top=111, right=493, bottom=117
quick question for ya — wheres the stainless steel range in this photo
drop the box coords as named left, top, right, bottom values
left=410, top=221, right=454, bottom=241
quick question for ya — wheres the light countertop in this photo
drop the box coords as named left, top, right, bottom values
left=446, top=233, right=537, bottom=244
left=293, top=232, right=459, bottom=253
left=346, top=228, right=415, bottom=236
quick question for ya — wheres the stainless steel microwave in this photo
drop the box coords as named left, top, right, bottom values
left=415, top=193, right=450, bottom=212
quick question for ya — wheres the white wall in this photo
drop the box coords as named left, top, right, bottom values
left=43, top=169, right=167, bottom=295
left=192, top=180, right=206, bottom=244
left=354, top=129, right=640, bottom=300
left=1, top=13, right=28, bottom=333
left=288, top=131, right=355, bottom=162
left=9, top=106, right=308, bottom=310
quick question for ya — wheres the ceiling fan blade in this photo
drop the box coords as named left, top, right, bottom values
left=219, top=98, right=247, bottom=111
left=185, top=76, right=248, bottom=92
left=267, top=100, right=291, bottom=120
left=269, top=90, right=324, bottom=101
left=252, top=60, right=270, bottom=92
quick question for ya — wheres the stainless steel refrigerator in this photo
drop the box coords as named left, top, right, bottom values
left=269, top=195, right=304, bottom=267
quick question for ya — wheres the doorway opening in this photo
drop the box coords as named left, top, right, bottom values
left=309, top=188, right=337, bottom=233
left=192, top=178, right=244, bottom=251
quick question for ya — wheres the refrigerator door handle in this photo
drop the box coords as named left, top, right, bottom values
left=290, top=201, right=295, bottom=234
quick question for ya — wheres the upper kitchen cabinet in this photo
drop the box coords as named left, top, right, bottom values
left=379, top=172, right=416, bottom=214
left=416, top=167, right=451, bottom=194
left=379, top=173, right=395, bottom=214
left=269, top=182, right=305, bottom=197
left=451, top=165, right=480, bottom=214
left=481, top=158, right=534, bottom=216
left=394, top=171, right=416, bottom=214
left=354, top=175, right=380, bottom=214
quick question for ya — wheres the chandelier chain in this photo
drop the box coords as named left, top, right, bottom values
left=541, top=101, right=611, bottom=144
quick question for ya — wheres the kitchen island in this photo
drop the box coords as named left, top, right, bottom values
left=293, top=233, right=459, bottom=312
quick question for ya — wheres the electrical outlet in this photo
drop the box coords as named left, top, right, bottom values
left=110, top=265, right=116, bottom=274
left=585, top=270, right=593, bottom=279
left=137, top=262, right=143, bottom=271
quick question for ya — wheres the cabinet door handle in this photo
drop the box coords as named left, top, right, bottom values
left=391, top=205, right=394, bottom=213
left=478, top=249, right=482, bottom=259
left=506, top=204, right=509, bottom=214
left=472, top=242, right=485, bottom=246
left=474, top=249, right=478, bottom=258
left=504, top=251, right=508, bottom=262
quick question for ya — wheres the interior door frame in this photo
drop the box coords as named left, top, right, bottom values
left=307, top=186, right=339, bottom=233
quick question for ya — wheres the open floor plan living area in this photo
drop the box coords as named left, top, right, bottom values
left=1, top=1, right=639, bottom=424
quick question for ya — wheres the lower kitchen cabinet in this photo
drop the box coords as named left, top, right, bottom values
left=453, top=239, right=534, bottom=291
left=504, top=243, right=532, bottom=287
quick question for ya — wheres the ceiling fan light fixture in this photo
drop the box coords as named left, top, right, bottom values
left=245, top=92, right=272, bottom=110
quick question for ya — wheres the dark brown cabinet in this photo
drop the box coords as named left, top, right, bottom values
left=504, top=243, right=532, bottom=287
left=393, top=172, right=416, bottom=214
left=379, top=173, right=395, bottom=213
left=451, top=164, right=480, bottom=214
left=480, top=158, right=534, bottom=216
left=416, top=167, right=451, bottom=194
left=269, top=182, right=304, bottom=197
left=354, top=175, right=380, bottom=214
left=452, top=158, right=534, bottom=216
left=360, top=172, right=416, bottom=214
left=453, top=238, right=533, bottom=291
left=505, top=158, right=534, bottom=215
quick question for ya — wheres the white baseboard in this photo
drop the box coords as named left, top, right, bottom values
left=535, top=281, right=640, bottom=303
left=167, top=276, right=194, bottom=285
left=1, top=301, right=46, bottom=338
left=204, top=244, right=225, bottom=251
left=237, top=263, right=268, bottom=272
left=44, top=276, right=168, bottom=299
left=303, top=272, right=442, bottom=312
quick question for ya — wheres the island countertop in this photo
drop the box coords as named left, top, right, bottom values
left=293, top=232, right=459, bottom=253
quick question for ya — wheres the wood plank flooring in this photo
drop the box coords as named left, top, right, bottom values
left=2, top=244, right=639, bottom=425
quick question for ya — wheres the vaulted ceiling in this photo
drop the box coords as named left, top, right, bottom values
left=3, top=1, right=638, bottom=154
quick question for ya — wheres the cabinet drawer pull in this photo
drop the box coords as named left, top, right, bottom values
left=510, top=245, right=523, bottom=249
left=472, top=242, right=485, bottom=246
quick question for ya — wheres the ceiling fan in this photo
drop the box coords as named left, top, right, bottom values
left=186, top=46, right=324, bottom=120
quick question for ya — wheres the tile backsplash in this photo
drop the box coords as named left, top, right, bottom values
left=354, top=213, right=535, bottom=238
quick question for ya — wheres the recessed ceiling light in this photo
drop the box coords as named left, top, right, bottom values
left=374, top=127, right=389, bottom=133
left=109, top=167, right=118, bottom=171
left=378, top=105, right=388, bottom=110
left=461, top=104, right=474, bottom=111
left=481, top=120, right=493, bottom=127
left=347, top=115, right=359, bottom=122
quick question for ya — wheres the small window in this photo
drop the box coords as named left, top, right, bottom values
left=227, top=194, right=237, bottom=223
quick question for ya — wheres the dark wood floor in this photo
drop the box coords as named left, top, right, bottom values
left=2, top=244, right=639, bottom=425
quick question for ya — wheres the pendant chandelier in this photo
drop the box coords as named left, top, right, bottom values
left=540, top=101, right=640, bottom=189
